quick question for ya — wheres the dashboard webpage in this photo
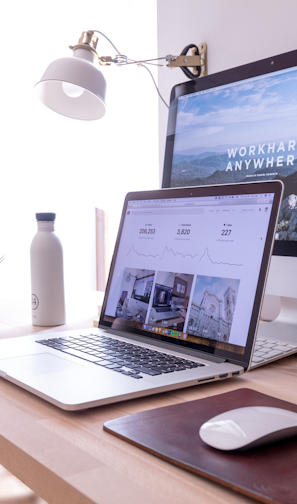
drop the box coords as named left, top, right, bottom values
left=104, top=193, right=274, bottom=355
left=170, top=65, right=297, bottom=241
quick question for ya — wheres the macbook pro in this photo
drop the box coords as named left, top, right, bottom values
left=0, top=181, right=283, bottom=410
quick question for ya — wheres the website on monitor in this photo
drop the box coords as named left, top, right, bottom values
left=170, top=66, right=297, bottom=241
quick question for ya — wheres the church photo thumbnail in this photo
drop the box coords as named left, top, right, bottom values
left=187, top=275, right=240, bottom=343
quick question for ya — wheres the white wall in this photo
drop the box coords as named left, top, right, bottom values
left=0, top=0, right=158, bottom=309
left=157, top=0, right=297, bottom=179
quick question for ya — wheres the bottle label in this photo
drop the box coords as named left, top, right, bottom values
left=31, top=294, right=39, bottom=310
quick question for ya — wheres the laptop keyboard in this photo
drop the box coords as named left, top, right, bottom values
left=36, top=333, right=204, bottom=379
left=251, top=337, right=297, bottom=367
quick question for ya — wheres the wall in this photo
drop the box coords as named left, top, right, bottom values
left=0, top=0, right=158, bottom=313
left=157, top=0, right=297, bottom=180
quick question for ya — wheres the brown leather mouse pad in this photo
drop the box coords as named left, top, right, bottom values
left=104, top=388, right=297, bottom=504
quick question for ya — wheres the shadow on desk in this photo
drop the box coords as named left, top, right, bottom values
left=0, top=465, right=47, bottom=504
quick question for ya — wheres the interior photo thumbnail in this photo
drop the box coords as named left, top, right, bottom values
left=115, top=268, right=155, bottom=323
left=148, top=271, right=194, bottom=331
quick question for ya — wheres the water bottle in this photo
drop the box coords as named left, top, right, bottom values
left=30, top=213, right=65, bottom=326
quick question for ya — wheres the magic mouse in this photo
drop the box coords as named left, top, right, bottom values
left=199, top=406, right=297, bottom=451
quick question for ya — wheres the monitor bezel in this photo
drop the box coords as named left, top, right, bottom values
left=161, top=49, right=297, bottom=258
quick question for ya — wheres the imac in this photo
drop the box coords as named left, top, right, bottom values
left=161, top=49, right=297, bottom=342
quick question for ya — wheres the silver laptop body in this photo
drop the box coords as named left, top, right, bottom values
left=0, top=181, right=283, bottom=410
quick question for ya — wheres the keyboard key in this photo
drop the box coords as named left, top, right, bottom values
left=252, top=356, right=266, bottom=363
left=274, top=345, right=293, bottom=352
left=94, top=360, right=114, bottom=366
left=121, top=363, right=140, bottom=369
left=52, top=344, right=70, bottom=350
left=264, top=350, right=284, bottom=358
left=134, top=366, right=162, bottom=376
left=104, top=363, right=122, bottom=369
left=60, top=349, right=101, bottom=362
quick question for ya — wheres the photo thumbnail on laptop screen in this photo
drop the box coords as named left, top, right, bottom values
left=170, top=65, right=297, bottom=241
left=102, top=191, right=275, bottom=356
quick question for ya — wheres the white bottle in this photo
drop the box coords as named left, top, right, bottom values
left=30, top=213, right=65, bottom=326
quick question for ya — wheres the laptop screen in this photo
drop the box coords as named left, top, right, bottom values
left=100, top=182, right=282, bottom=367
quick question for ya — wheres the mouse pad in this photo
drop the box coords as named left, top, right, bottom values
left=104, top=388, right=297, bottom=504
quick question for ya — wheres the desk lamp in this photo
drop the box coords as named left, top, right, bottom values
left=35, top=30, right=207, bottom=120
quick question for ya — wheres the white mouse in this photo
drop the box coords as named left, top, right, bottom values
left=199, top=406, right=297, bottom=451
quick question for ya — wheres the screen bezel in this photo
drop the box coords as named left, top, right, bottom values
left=99, top=181, right=283, bottom=370
left=161, top=49, right=297, bottom=258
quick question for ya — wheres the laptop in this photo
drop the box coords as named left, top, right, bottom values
left=0, top=181, right=283, bottom=410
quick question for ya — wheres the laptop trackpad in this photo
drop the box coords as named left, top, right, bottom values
left=0, top=353, right=83, bottom=377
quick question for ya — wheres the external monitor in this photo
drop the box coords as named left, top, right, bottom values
left=162, top=49, right=297, bottom=342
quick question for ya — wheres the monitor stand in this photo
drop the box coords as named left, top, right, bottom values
left=258, top=296, right=297, bottom=342
left=257, top=256, right=297, bottom=343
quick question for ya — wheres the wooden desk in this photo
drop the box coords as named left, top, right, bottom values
left=0, top=309, right=297, bottom=504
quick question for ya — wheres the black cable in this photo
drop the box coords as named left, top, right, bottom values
left=180, top=44, right=201, bottom=80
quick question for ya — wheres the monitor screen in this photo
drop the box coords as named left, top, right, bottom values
left=162, top=49, right=297, bottom=258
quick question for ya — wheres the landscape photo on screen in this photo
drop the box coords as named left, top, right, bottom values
left=171, top=66, right=297, bottom=240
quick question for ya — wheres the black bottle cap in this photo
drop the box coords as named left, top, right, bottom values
left=35, top=213, right=56, bottom=221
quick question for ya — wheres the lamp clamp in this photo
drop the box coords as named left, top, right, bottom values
left=166, top=43, right=207, bottom=78
left=98, top=56, right=114, bottom=66
left=69, top=32, right=207, bottom=79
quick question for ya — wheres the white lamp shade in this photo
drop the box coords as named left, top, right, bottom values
left=35, top=55, right=107, bottom=120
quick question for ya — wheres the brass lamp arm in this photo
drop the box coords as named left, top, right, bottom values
left=68, top=30, right=208, bottom=109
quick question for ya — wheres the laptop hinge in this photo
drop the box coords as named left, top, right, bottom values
left=104, top=328, right=227, bottom=364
